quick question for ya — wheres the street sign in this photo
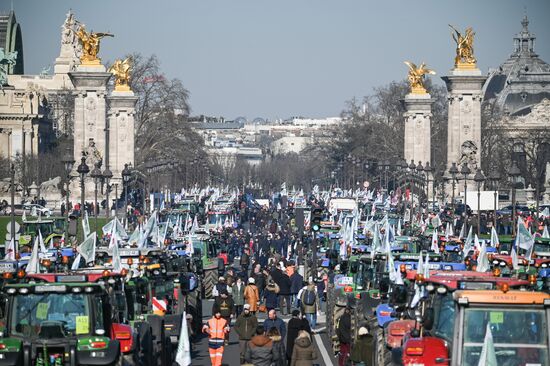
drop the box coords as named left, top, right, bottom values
left=5, top=222, right=20, bottom=234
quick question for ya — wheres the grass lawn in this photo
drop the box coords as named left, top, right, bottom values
left=0, top=215, right=110, bottom=245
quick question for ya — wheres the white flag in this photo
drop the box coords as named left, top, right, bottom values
left=77, top=233, right=96, bottom=264
left=71, top=253, right=82, bottom=270
left=431, top=229, right=440, bottom=253
left=490, top=227, right=499, bottom=247
left=476, top=236, right=489, bottom=272
left=543, top=225, right=549, bottom=239
left=511, top=245, right=519, bottom=270
left=477, top=323, right=497, bottom=366
left=109, top=226, right=122, bottom=272
left=175, top=312, right=192, bottom=366
left=38, top=230, right=47, bottom=254
left=26, top=237, right=41, bottom=274
left=516, top=217, right=534, bottom=252
left=83, top=211, right=91, bottom=238
left=4, top=237, right=15, bottom=261
left=463, top=226, right=473, bottom=259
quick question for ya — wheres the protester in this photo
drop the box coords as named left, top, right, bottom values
left=300, top=280, right=319, bottom=331
left=232, top=277, right=246, bottom=317
left=264, top=280, right=280, bottom=312
left=263, top=309, right=287, bottom=340
left=286, top=310, right=311, bottom=363
left=212, top=276, right=229, bottom=298
left=245, top=326, right=275, bottom=366
left=271, top=264, right=292, bottom=315
left=212, top=290, right=234, bottom=345
left=350, top=326, right=374, bottom=366
left=337, top=307, right=352, bottom=366
left=244, top=277, right=260, bottom=313
left=267, top=327, right=287, bottom=366
left=234, top=303, right=258, bottom=364
left=202, top=309, right=230, bottom=366
left=290, top=330, right=317, bottom=366
left=289, top=269, right=303, bottom=308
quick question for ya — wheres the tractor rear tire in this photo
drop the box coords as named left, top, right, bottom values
left=202, top=268, right=218, bottom=299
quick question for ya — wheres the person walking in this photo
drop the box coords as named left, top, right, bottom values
left=267, top=327, right=287, bottom=366
left=350, top=326, right=374, bottom=366
left=286, top=310, right=311, bottom=364
left=290, top=269, right=303, bottom=308
left=264, top=280, right=280, bottom=312
left=272, top=265, right=292, bottom=315
left=232, top=277, right=246, bottom=317
left=202, top=310, right=230, bottom=366
left=290, top=330, right=317, bottom=366
left=244, top=277, right=260, bottom=314
left=263, top=309, right=287, bottom=340
left=300, top=281, right=319, bottom=331
left=212, top=290, right=234, bottom=345
left=337, top=307, right=352, bottom=366
left=234, top=304, right=258, bottom=364
left=245, top=326, right=275, bottom=366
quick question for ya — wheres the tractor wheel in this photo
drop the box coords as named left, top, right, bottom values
left=202, top=268, right=218, bottom=299
left=148, top=315, right=166, bottom=366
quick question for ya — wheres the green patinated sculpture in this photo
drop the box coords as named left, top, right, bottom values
left=0, top=48, right=18, bottom=86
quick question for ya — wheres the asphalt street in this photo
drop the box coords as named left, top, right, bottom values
left=190, top=299, right=336, bottom=366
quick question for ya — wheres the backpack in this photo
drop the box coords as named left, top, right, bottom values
left=303, top=289, right=316, bottom=306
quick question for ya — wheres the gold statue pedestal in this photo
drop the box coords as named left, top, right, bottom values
left=80, top=58, right=103, bottom=67
left=114, top=84, right=131, bottom=92
left=411, top=86, right=428, bottom=94
left=454, top=61, right=477, bottom=70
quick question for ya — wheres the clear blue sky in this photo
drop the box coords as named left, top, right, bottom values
left=4, top=0, right=550, bottom=120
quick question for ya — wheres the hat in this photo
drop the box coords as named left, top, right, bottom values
left=244, top=304, right=251, bottom=310
left=248, top=277, right=255, bottom=284
left=358, top=327, right=369, bottom=336
left=219, top=276, right=225, bottom=281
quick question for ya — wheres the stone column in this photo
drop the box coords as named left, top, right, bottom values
left=69, top=65, right=111, bottom=163
left=403, top=93, right=434, bottom=166
left=107, top=90, right=138, bottom=184
left=68, top=65, right=112, bottom=203
left=442, top=68, right=487, bottom=194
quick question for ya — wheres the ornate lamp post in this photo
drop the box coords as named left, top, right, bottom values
left=61, top=149, right=75, bottom=244
left=9, top=163, right=16, bottom=253
left=76, top=152, right=89, bottom=219
left=449, top=162, right=459, bottom=213
left=102, top=167, right=113, bottom=218
left=122, top=163, right=132, bottom=218
left=508, top=161, right=521, bottom=236
left=90, top=164, right=103, bottom=234
left=487, top=170, right=501, bottom=230
left=409, top=160, right=416, bottom=223
left=473, top=169, right=485, bottom=236
left=424, top=162, right=433, bottom=211
left=460, top=163, right=471, bottom=233
left=416, top=162, right=424, bottom=211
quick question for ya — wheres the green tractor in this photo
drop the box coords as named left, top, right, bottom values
left=189, top=233, right=220, bottom=299
left=0, top=275, right=135, bottom=366
left=18, top=218, right=64, bottom=252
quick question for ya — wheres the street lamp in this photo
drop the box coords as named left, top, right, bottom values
left=102, top=167, right=113, bottom=218
left=122, top=163, right=132, bottom=218
left=508, top=161, right=521, bottom=236
left=449, top=162, right=459, bottom=213
left=424, top=162, right=433, bottom=211
left=76, top=152, right=89, bottom=220
left=9, top=163, right=16, bottom=255
left=409, top=160, right=416, bottom=223
left=61, top=148, right=75, bottom=244
left=473, top=168, right=485, bottom=236
left=90, top=163, right=103, bottom=234
left=416, top=162, right=424, bottom=213
left=487, top=170, right=501, bottom=230
left=460, top=163, right=471, bottom=233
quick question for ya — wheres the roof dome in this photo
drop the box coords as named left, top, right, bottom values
left=483, top=15, right=550, bottom=116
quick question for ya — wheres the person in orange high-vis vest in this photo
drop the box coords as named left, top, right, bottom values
left=202, top=310, right=230, bottom=366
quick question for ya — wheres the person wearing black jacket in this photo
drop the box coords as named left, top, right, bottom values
left=286, top=310, right=311, bottom=363
left=212, top=290, right=235, bottom=345
left=271, top=267, right=292, bottom=315
left=289, top=271, right=303, bottom=308
left=337, top=307, right=352, bottom=366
